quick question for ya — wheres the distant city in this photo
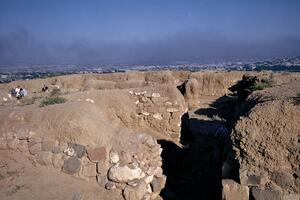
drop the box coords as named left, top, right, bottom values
left=0, top=56, right=299, bottom=83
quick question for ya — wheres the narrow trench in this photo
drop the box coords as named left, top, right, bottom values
left=159, top=94, right=239, bottom=200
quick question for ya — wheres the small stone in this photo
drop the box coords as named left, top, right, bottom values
left=85, top=98, right=94, bottom=103
left=166, top=108, right=179, bottom=112
left=120, top=151, right=132, bottom=165
left=16, top=130, right=35, bottom=140
left=97, top=161, right=109, bottom=175
left=154, top=167, right=164, bottom=177
left=109, top=151, right=120, bottom=164
left=96, top=174, right=108, bottom=187
left=151, top=93, right=161, bottom=98
left=153, top=113, right=163, bottom=120
left=7, top=138, right=19, bottom=150
left=29, top=143, right=42, bottom=155
left=52, top=153, right=65, bottom=169
left=63, top=157, right=81, bottom=175
left=41, top=140, right=56, bottom=152
left=150, top=176, right=166, bottom=193
left=222, top=179, right=249, bottom=200
left=17, top=140, right=28, bottom=152
left=87, top=146, right=107, bottom=162
left=82, top=164, right=97, bottom=177
left=64, top=147, right=75, bottom=157
left=69, top=143, right=86, bottom=158
left=0, top=138, right=7, bottom=149
left=141, top=111, right=150, bottom=116
left=59, top=142, right=68, bottom=152
left=105, top=181, right=116, bottom=190
left=144, top=175, right=154, bottom=184
left=52, top=145, right=63, bottom=154
left=36, top=152, right=53, bottom=166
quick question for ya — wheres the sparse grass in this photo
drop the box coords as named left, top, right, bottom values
left=250, top=81, right=272, bottom=91
left=250, top=74, right=274, bottom=91
left=40, top=96, right=66, bottom=107
left=293, top=93, right=300, bottom=105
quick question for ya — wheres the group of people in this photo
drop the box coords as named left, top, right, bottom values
left=11, top=86, right=27, bottom=99
left=11, top=84, right=49, bottom=100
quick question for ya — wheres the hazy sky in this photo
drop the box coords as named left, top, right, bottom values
left=0, top=0, right=300, bottom=64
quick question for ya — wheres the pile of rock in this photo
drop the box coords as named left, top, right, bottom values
left=0, top=130, right=166, bottom=200
left=130, top=89, right=187, bottom=140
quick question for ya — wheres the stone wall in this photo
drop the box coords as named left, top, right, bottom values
left=0, top=130, right=166, bottom=200
left=129, top=84, right=187, bottom=141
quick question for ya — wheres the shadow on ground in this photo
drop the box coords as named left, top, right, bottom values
left=159, top=95, right=239, bottom=200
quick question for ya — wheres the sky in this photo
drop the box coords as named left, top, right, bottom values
left=0, top=0, right=300, bottom=65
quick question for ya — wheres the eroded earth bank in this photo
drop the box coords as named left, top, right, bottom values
left=0, top=71, right=299, bottom=200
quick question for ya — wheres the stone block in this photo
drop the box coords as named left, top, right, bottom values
left=96, top=174, right=108, bottom=187
left=240, top=170, right=268, bottom=187
left=29, top=143, right=42, bottom=155
left=82, top=163, right=97, bottom=177
left=41, top=140, right=56, bottom=152
left=105, top=181, right=116, bottom=190
left=52, top=153, right=65, bottom=169
left=63, top=157, right=81, bottom=175
left=97, top=161, right=109, bottom=175
left=151, top=176, right=166, bottom=193
left=87, top=146, right=106, bottom=162
left=7, top=138, right=19, bottom=150
left=222, top=179, right=249, bottom=200
left=69, top=143, right=86, bottom=158
left=36, top=152, right=53, bottom=166
left=0, top=138, right=7, bottom=149
left=17, top=140, right=28, bottom=152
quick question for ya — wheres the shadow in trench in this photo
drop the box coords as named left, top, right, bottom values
left=159, top=94, right=240, bottom=200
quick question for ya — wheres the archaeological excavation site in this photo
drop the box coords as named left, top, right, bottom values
left=0, top=70, right=299, bottom=200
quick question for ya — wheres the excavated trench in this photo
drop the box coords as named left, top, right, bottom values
left=159, top=95, right=239, bottom=200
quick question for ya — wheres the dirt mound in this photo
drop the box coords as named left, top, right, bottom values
left=228, top=80, right=300, bottom=199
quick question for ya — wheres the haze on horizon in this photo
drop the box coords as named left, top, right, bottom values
left=0, top=0, right=300, bottom=65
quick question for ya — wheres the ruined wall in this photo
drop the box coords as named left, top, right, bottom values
left=128, top=84, right=187, bottom=140
left=223, top=81, right=300, bottom=200
left=0, top=130, right=166, bottom=200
